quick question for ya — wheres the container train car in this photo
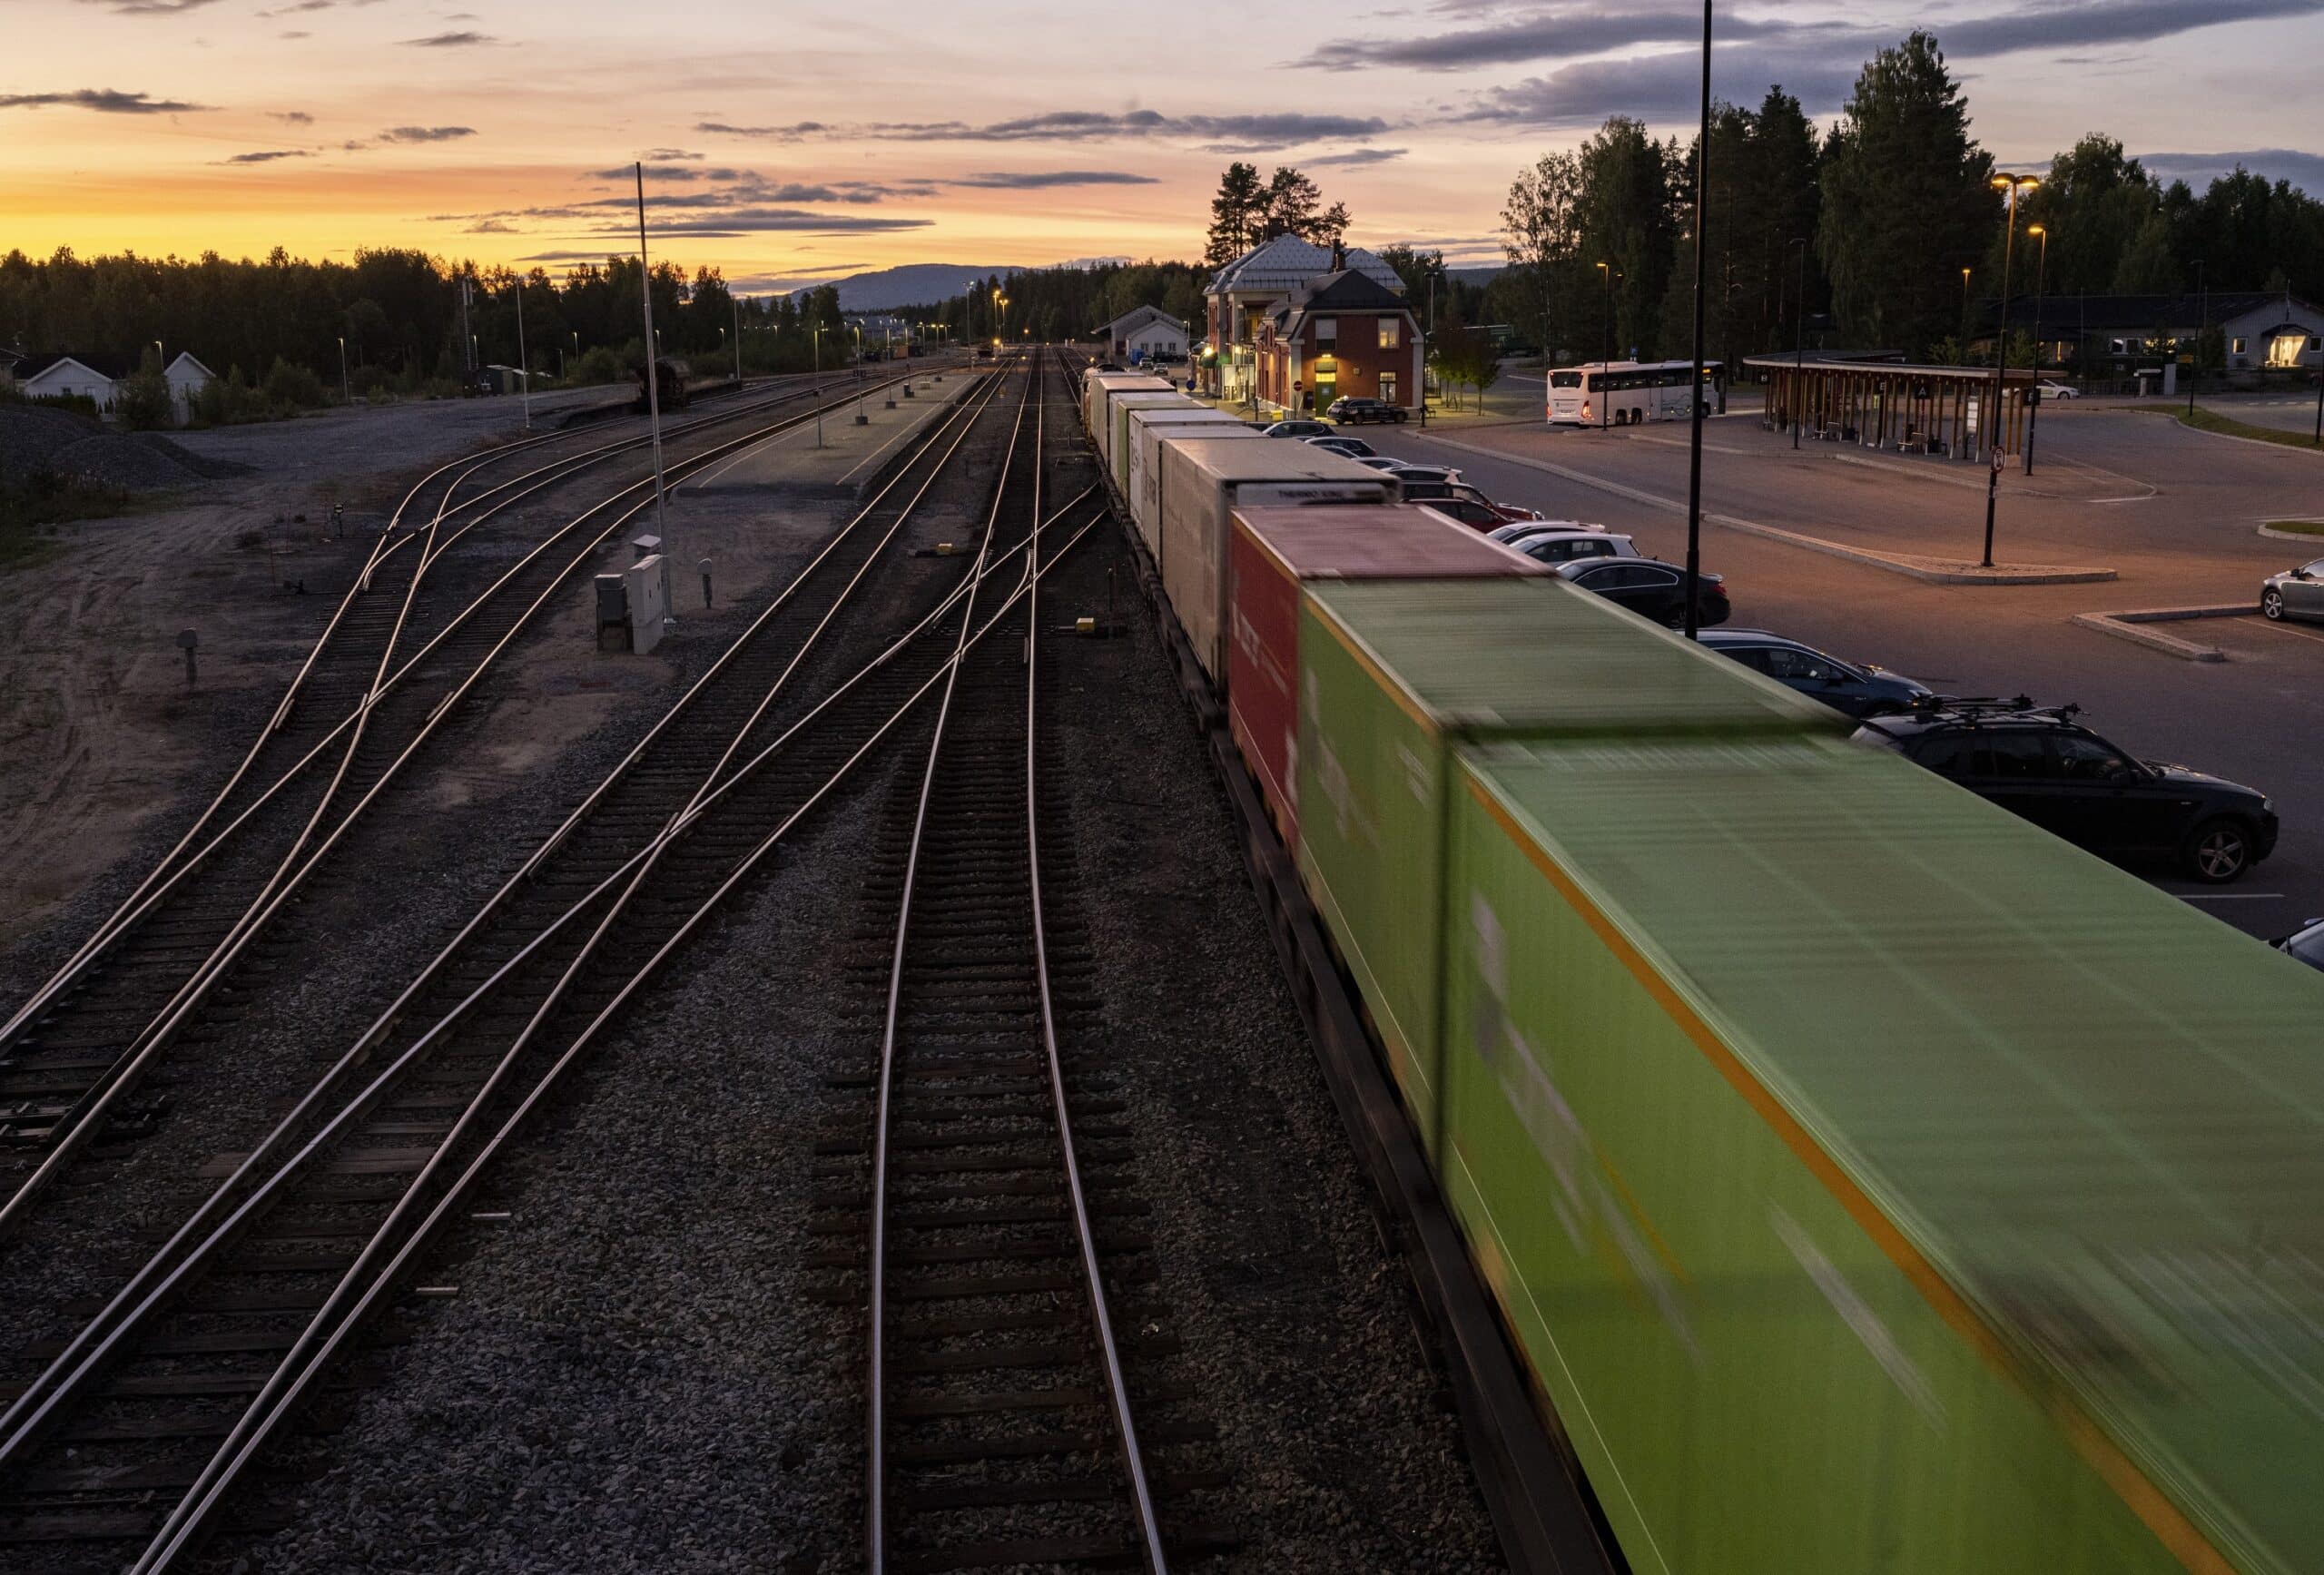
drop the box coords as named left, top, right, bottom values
left=1093, top=388, right=2324, bottom=1575
left=633, top=355, right=691, bottom=412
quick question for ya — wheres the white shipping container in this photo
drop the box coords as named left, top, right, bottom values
left=1127, top=409, right=1256, bottom=557
left=1082, top=373, right=1169, bottom=460
left=1108, top=393, right=1198, bottom=489
left=1155, top=437, right=1393, bottom=680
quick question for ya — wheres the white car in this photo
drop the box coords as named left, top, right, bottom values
left=1488, top=519, right=1598, bottom=544
left=2036, top=380, right=2080, bottom=400
left=1502, top=529, right=1642, bottom=566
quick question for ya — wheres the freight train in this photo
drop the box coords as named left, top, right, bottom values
left=633, top=355, right=691, bottom=412
left=1083, top=367, right=2324, bottom=1575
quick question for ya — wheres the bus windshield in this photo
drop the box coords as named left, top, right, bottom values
left=1549, top=370, right=1584, bottom=389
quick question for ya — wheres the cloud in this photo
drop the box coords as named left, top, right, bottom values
left=948, top=170, right=1160, bottom=188
left=858, top=109, right=1393, bottom=147
left=573, top=208, right=933, bottom=237
left=400, top=29, right=493, bottom=45
left=222, top=148, right=312, bottom=162
left=271, top=109, right=314, bottom=123
left=2137, top=146, right=2324, bottom=192
left=695, top=120, right=825, bottom=140
left=379, top=124, right=477, bottom=142
left=466, top=218, right=517, bottom=232
left=1458, top=46, right=1864, bottom=125
left=0, top=87, right=208, bottom=113
left=642, top=147, right=702, bottom=160
left=1301, top=4, right=1777, bottom=71
left=1309, top=146, right=1407, bottom=165
left=77, top=0, right=223, bottom=12
left=588, top=163, right=742, bottom=182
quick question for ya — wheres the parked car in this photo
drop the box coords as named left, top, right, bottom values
left=2274, top=918, right=2324, bottom=974
left=1397, top=479, right=1541, bottom=525
left=1506, top=530, right=1642, bottom=566
left=1417, top=496, right=1520, bottom=530
left=1262, top=418, right=1335, bottom=438
left=1853, top=700, right=2278, bottom=883
left=1354, top=455, right=1408, bottom=473
left=2260, top=558, right=2324, bottom=623
left=1698, top=629, right=1933, bottom=719
left=1553, top=557, right=1728, bottom=628
left=1489, top=519, right=1597, bottom=543
left=1380, top=462, right=1462, bottom=485
left=1326, top=396, right=1408, bottom=425
left=1305, top=435, right=1378, bottom=458
left=2036, top=380, right=2080, bottom=400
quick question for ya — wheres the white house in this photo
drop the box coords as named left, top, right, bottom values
left=15, top=351, right=133, bottom=411
left=163, top=352, right=216, bottom=418
left=1102, top=304, right=1189, bottom=364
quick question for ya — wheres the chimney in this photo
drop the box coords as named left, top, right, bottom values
left=1329, top=239, right=1346, bottom=272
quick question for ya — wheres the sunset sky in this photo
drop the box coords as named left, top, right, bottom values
left=6, top=0, right=2322, bottom=292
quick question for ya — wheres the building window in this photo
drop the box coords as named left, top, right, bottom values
left=1378, top=319, right=1400, bottom=350
left=1313, top=317, right=1336, bottom=345
left=1378, top=372, right=1398, bottom=405
left=2232, top=337, right=2248, bottom=355
left=2267, top=334, right=2307, bottom=369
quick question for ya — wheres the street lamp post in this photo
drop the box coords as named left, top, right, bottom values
left=732, top=295, right=743, bottom=383
left=812, top=325, right=825, bottom=448
left=337, top=335, right=351, bottom=409
left=2024, top=223, right=2049, bottom=475
left=1680, top=0, right=1710, bottom=640
left=1596, top=261, right=1613, bottom=431
left=1787, top=236, right=1809, bottom=448
left=2187, top=258, right=2207, bottom=418
left=1981, top=172, right=2038, bottom=568
left=1960, top=267, right=1973, bottom=352
left=512, top=277, right=531, bottom=432
left=633, top=160, right=673, bottom=616
left=852, top=325, right=867, bottom=423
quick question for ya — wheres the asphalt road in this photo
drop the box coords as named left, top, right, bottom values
left=1367, top=402, right=2324, bottom=941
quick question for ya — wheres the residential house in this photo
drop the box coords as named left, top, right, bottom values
left=163, top=352, right=216, bottom=419
left=1102, top=304, right=1188, bottom=364
left=1988, top=291, right=2323, bottom=378
left=15, top=351, right=134, bottom=411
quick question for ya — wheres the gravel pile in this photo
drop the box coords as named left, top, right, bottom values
left=0, top=403, right=241, bottom=492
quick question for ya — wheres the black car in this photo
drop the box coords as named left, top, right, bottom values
left=2274, top=918, right=2324, bottom=974
left=1698, top=629, right=1932, bottom=719
left=1854, top=700, right=2279, bottom=883
left=1552, top=558, right=1729, bottom=628
left=1326, top=396, right=1408, bottom=425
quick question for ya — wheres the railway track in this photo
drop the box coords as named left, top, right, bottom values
left=0, top=368, right=925, bottom=1235
left=0, top=355, right=1126, bottom=1569
left=830, top=351, right=1227, bottom=1573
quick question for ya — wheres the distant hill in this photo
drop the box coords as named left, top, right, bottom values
left=818, top=264, right=1017, bottom=310
left=1448, top=265, right=1503, bottom=287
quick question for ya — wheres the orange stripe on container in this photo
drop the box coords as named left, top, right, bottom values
left=1462, top=769, right=2236, bottom=1575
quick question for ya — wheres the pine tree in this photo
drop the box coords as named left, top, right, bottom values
left=1265, top=167, right=1324, bottom=241
left=1205, top=163, right=1266, bottom=265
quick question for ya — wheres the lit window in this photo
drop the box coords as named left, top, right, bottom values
left=2266, top=334, right=2307, bottom=369
left=2232, top=337, right=2247, bottom=355
left=1379, top=319, right=1400, bottom=350
left=1378, top=372, right=1398, bottom=404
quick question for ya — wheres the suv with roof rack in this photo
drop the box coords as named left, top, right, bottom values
left=1854, top=698, right=2278, bottom=882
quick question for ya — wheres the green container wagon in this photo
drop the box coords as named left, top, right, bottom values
left=1294, top=577, right=1840, bottom=1155
left=1442, top=733, right=2324, bottom=1575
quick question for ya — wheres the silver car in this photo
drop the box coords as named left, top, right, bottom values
left=2260, top=558, right=2324, bottom=623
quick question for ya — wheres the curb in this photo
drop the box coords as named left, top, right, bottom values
left=1414, top=435, right=2118, bottom=586
left=2258, top=524, right=2324, bottom=543
left=2071, top=604, right=2250, bottom=663
left=2143, top=409, right=2324, bottom=458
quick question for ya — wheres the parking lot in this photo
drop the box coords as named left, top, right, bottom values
left=1362, top=399, right=2324, bottom=941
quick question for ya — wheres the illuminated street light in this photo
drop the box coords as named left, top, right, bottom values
left=1980, top=172, right=2038, bottom=569
left=2024, top=223, right=2050, bottom=475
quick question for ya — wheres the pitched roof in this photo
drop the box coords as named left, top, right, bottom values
left=1104, top=303, right=1185, bottom=336
left=166, top=351, right=217, bottom=379
left=17, top=350, right=135, bottom=382
left=1207, top=233, right=1402, bottom=297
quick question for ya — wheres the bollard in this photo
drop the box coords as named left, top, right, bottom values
left=902, top=384, right=914, bottom=399
left=699, top=556, right=714, bottom=609
left=177, top=627, right=199, bottom=688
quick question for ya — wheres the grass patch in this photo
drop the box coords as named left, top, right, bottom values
left=2160, top=404, right=2324, bottom=451
left=2265, top=519, right=2324, bottom=536
left=0, top=472, right=155, bottom=571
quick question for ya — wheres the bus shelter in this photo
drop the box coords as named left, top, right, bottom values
left=1744, top=357, right=2044, bottom=463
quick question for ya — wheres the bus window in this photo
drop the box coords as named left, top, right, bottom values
left=1550, top=370, right=1583, bottom=389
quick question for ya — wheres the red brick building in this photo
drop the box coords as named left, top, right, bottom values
left=1252, top=264, right=1424, bottom=418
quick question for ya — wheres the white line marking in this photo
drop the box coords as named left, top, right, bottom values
left=2250, top=619, right=2324, bottom=647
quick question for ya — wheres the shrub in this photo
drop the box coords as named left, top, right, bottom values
left=262, top=356, right=329, bottom=411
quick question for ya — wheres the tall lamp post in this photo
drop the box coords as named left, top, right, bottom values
left=1980, top=171, right=2038, bottom=569
left=812, top=325, right=825, bottom=447
left=633, top=161, right=673, bottom=622
left=512, top=276, right=531, bottom=432
left=852, top=325, right=867, bottom=423
left=1787, top=236, right=1809, bottom=448
left=2024, top=223, right=2049, bottom=475
left=2187, top=258, right=2207, bottom=418
left=337, top=335, right=352, bottom=409
left=732, top=295, right=743, bottom=383
left=1960, top=267, right=1973, bottom=350
left=1595, top=260, right=1614, bottom=430
left=1680, top=0, right=1710, bottom=640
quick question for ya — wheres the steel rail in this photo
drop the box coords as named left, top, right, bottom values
left=0, top=369, right=1030, bottom=1463
left=1023, top=350, right=1169, bottom=1571
left=0, top=371, right=840, bottom=1048
left=128, top=508, right=1109, bottom=1575
left=867, top=358, right=1041, bottom=1574
left=0, top=368, right=937, bottom=1244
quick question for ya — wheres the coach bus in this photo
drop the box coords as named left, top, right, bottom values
left=1547, top=359, right=1723, bottom=426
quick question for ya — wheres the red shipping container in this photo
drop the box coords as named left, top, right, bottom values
left=1226, top=504, right=1547, bottom=850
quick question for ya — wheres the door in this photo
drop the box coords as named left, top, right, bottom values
left=1578, top=563, right=1681, bottom=618
left=1758, top=645, right=1866, bottom=714
left=2288, top=559, right=2324, bottom=618
left=1966, top=729, right=2067, bottom=835
left=2044, top=732, right=2150, bottom=852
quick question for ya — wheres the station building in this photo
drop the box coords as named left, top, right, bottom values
left=1250, top=266, right=1425, bottom=418
left=1202, top=232, right=1404, bottom=408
